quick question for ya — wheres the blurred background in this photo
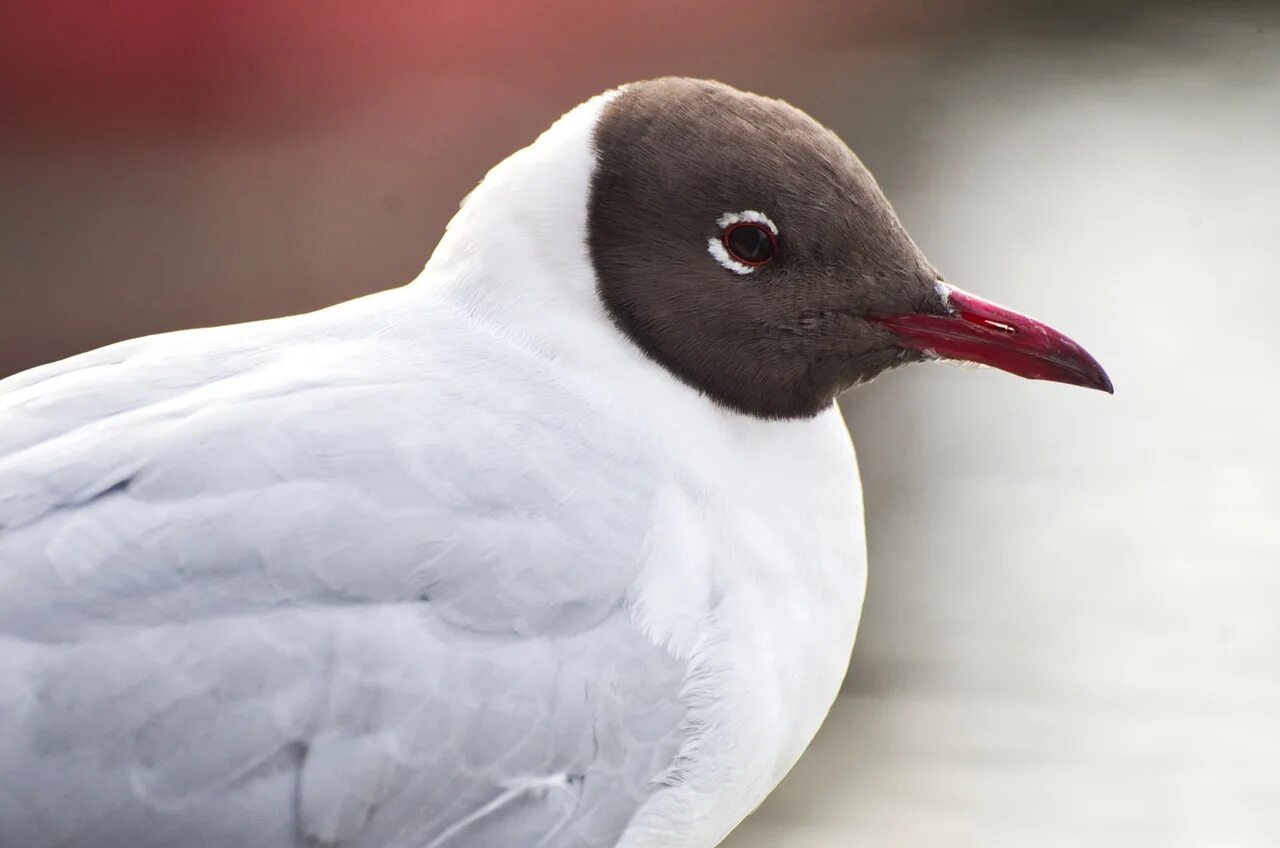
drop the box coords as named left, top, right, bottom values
left=3, top=1, right=1278, bottom=844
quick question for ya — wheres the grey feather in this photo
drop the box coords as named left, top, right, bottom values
left=0, top=288, right=688, bottom=847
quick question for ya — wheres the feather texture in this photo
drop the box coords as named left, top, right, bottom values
left=0, top=289, right=689, bottom=848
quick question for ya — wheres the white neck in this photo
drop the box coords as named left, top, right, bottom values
left=416, top=91, right=631, bottom=374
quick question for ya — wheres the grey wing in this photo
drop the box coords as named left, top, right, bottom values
left=0, top=307, right=688, bottom=848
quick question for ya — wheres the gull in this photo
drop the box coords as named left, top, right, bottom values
left=0, top=77, right=1110, bottom=848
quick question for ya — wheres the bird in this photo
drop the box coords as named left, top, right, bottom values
left=0, top=77, right=1111, bottom=848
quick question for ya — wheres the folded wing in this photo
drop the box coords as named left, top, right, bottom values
left=0, top=293, right=687, bottom=848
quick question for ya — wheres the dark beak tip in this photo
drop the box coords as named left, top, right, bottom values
left=1075, top=370, right=1114, bottom=395
left=1068, top=351, right=1114, bottom=395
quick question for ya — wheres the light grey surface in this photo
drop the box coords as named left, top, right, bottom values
left=727, top=13, right=1280, bottom=848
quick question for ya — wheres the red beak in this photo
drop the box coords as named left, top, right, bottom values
left=873, top=284, right=1113, bottom=393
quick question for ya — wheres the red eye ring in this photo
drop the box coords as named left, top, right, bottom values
left=722, top=222, right=778, bottom=266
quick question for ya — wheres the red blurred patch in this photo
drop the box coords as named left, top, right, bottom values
left=0, top=0, right=983, bottom=143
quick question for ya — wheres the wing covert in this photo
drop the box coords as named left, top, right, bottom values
left=0, top=294, right=689, bottom=847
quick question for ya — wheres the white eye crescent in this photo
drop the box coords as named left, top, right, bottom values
left=708, top=210, right=779, bottom=274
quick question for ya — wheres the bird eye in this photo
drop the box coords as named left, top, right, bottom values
left=723, top=223, right=777, bottom=266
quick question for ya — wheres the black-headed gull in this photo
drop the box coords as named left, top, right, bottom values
left=0, top=78, right=1109, bottom=848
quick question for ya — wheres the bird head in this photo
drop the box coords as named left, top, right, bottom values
left=586, top=78, right=1110, bottom=418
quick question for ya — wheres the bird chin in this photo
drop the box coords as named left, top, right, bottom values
left=835, top=345, right=921, bottom=394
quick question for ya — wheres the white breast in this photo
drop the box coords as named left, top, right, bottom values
left=615, top=399, right=867, bottom=848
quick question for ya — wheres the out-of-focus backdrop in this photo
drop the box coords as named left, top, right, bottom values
left=3, top=1, right=1278, bottom=844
